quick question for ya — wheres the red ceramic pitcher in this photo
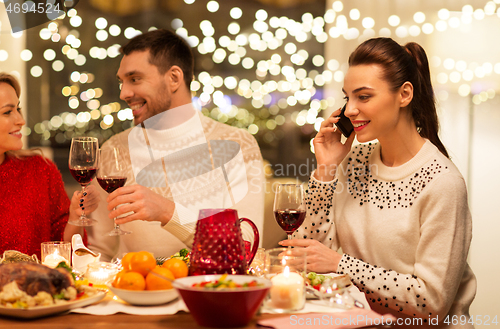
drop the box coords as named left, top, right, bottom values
left=189, top=209, right=260, bottom=275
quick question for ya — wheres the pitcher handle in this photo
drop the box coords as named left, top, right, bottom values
left=240, top=217, right=260, bottom=265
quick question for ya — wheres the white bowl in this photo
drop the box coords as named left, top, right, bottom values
left=107, top=285, right=178, bottom=306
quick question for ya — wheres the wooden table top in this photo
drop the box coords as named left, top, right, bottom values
left=0, top=312, right=279, bottom=329
left=0, top=311, right=387, bottom=329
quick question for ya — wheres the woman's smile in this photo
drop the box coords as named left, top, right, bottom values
left=352, top=120, right=370, bottom=131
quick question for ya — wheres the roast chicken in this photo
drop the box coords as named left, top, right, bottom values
left=0, top=262, right=74, bottom=296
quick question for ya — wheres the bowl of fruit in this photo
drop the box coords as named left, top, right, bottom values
left=108, top=251, right=188, bottom=306
left=173, top=274, right=271, bottom=328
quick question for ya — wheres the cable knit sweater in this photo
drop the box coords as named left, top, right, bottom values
left=87, top=105, right=265, bottom=261
left=293, top=140, right=476, bottom=328
left=0, top=155, right=69, bottom=259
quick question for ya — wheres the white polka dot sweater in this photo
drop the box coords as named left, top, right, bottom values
left=294, top=140, right=476, bottom=328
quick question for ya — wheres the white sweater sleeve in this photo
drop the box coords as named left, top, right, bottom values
left=337, top=172, right=473, bottom=321
left=162, top=158, right=265, bottom=249
left=293, top=171, right=339, bottom=250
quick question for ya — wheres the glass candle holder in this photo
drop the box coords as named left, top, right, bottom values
left=41, top=241, right=71, bottom=268
left=250, top=248, right=266, bottom=277
left=85, top=262, right=120, bottom=286
left=263, top=247, right=307, bottom=313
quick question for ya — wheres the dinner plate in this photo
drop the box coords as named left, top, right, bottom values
left=304, top=273, right=351, bottom=300
left=306, top=286, right=351, bottom=299
left=0, top=291, right=106, bottom=319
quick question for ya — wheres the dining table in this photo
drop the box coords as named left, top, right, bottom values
left=0, top=312, right=279, bottom=329
left=0, top=312, right=259, bottom=328
left=0, top=311, right=389, bottom=329
left=0, top=287, right=389, bottom=329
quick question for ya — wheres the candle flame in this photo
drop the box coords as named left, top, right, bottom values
left=283, top=265, right=290, bottom=277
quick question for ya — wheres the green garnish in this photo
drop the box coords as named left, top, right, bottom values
left=171, top=248, right=190, bottom=262
left=179, top=248, right=189, bottom=258
left=56, top=261, right=76, bottom=281
left=53, top=292, right=66, bottom=300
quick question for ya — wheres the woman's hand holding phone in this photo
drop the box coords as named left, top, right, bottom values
left=313, top=106, right=355, bottom=181
left=336, top=104, right=354, bottom=137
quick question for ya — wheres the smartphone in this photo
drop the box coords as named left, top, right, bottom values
left=336, top=104, right=354, bottom=137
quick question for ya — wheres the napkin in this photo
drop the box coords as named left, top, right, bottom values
left=257, top=309, right=397, bottom=329
left=70, top=293, right=189, bottom=315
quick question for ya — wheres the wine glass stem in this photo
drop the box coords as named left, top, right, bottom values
left=80, top=186, right=87, bottom=219
left=113, top=207, right=120, bottom=230
left=287, top=234, right=292, bottom=248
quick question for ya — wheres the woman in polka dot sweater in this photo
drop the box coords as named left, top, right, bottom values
left=282, top=38, right=476, bottom=328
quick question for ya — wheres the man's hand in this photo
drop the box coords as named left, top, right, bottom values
left=106, top=185, right=175, bottom=226
left=279, top=238, right=342, bottom=273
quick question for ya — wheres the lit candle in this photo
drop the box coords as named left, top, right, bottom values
left=85, top=262, right=119, bottom=286
left=87, top=268, right=111, bottom=283
left=269, top=266, right=305, bottom=310
left=43, top=249, right=69, bottom=268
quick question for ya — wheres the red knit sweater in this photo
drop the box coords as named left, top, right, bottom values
left=0, top=155, right=70, bottom=259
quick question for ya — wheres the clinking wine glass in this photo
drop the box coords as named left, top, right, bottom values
left=273, top=184, right=306, bottom=242
left=97, top=147, right=131, bottom=236
left=68, top=137, right=99, bottom=226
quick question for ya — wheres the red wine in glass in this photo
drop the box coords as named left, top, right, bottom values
left=274, top=209, right=306, bottom=235
left=97, top=177, right=127, bottom=193
left=68, top=137, right=99, bottom=226
left=273, top=184, right=306, bottom=241
left=97, top=147, right=131, bottom=236
left=70, top=167, right=97, bottom=186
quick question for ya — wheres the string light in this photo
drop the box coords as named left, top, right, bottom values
left=1, top=1, right=496, bottom=146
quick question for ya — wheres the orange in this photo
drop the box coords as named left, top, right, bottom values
left=115, top=271, right=146, bottom=291
left=145, top=267, right=175, bottom=290
left=111, top=270, right=128, bottom=288
left=129, top=251, right=156, bottom=277
left=121, top=252, right=136, bottom=271
left=162, top=258, right=188, bottom=279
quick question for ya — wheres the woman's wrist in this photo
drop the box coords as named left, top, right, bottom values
left=314, top=164, right=337, bottom=182
left=332, top=252, right=343, bottom=273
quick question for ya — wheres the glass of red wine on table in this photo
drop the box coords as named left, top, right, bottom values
left=68, top=137, right=99, bottom=226
left=273, top=183, right=306, bottom=244
left=97, top=146, right=131, bottom=236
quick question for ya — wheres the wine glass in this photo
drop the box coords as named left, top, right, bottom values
left=68, top=137, right=99, bottom=226
left=97, top=147, right=131, bottom=236
left=273, top=184, right=306, bottom=241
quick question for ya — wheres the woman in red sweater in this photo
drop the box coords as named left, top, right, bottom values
left=0, top=73, right=99, bottom=259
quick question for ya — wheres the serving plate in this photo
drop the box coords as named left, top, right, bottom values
left=0, top=291, right=106, bottom=319
left=107, top=286, right=178, bottom=306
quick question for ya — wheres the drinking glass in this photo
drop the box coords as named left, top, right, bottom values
left=315, top=277, right=359, bottom=309
left=273, top=184, right=306, bottom=241
left=97, top=147, right=131, bottom=236
left=68, top=137, right=99, bottom=226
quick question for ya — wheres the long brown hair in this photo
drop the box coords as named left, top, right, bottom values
left=0, top=73, right=42, bottom=160
left=348, top=38, right=448, bottom=158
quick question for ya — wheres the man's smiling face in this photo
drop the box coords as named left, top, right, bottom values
left=117, top=50, right=171, bottom=125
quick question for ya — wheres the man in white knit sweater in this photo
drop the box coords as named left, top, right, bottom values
left=87, top=29, right=264, bottom=261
